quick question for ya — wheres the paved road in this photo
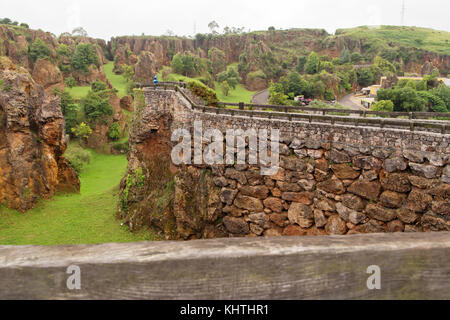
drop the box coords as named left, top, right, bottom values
left=251, top=89, right=269, bottom=104
left=338, top=93, right=367, bottom=110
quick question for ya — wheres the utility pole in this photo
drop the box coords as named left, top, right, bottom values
left=401, top=0, right=406, bottom=26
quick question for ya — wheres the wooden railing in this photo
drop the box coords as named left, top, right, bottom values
left=140, top=83, right=450, bottom=134
left=1, top=232, right=449, bottom=299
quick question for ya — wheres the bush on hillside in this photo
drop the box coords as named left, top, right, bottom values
left=187, top=81, right=218, bottom=106
left=108, top=122, right=122, bottom=140
left=29, top=38, right=51, bottom=62
left=65, top=147, right=91, bottom=174
left=71, top=43, right=99, bottom=72
left=80, top=91, right=113, bottom=123
left=91, top=80, right=108, bottom=92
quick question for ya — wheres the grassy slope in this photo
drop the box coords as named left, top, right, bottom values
left=66, top=86, right=90, bottom=101
left=215, top=82, right=255, bottom=103
left=335, top=26, right=450, bottom=55
left=158, top=67, right=256, bottom=104
left=104, top=61, right=128, bottom=98
left=0, top=145, right=159, bottom=245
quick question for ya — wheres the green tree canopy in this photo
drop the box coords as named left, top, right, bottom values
left=71, top=43, right=99, bottom=72
left=305, top=52, right=320, bottom=74
left=29, top=39, right=51, bottom=62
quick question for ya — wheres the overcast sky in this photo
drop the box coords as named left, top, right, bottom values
left=1, top=0, right=449, bottom=40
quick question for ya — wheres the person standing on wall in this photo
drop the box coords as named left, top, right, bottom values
left=154, top=75, right=158, bottom=89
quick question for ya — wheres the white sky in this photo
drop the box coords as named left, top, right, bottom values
left=1, top=0, right=449, bottom=40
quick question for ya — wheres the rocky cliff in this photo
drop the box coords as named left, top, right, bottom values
left=0, top=57, right=79, bottom=212
left=110, top=28, right=450, bottom=89
left=0, top=25, right=109, bottom=92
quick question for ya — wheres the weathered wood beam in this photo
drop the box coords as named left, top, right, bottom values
left=1, top=232, right=449, bottom=300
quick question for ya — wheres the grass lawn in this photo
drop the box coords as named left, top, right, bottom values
left=0, top=144, right=160, bottom=245
left=104, top=61, right=128, bottom=98
left=66, top=86, right=91, bottom=101
left=215, top=82, right=256, bottom=104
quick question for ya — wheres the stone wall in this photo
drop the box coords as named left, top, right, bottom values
left=120, top=88, right=449, bottom=240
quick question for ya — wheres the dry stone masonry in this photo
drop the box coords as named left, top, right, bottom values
left=119, top=87, right=450, bottom=240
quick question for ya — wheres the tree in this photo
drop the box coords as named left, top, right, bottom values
left=171, top=52, right=201, bottom=77
left=221, top=81, right=230, bottom=96
left=431, top=84, right=450, bottom=110
left=208, top=21, right=219, bottom=34
left=217, top=66, right=241, bottom=90
left=208, top=47, right=226, bottom=76
left=350, top=52, right=363, bottom=64
left=268, top=82, right=288, bottom=105
left=377, top=87, right=427, bottom=112
left=268, top=26, right=275, bottom=31
left=71, top=122, right=92, bottom=139
left=417, top=91, right=447, bottom=112
left=339, top=49, right=351, bottom=64
left=80, top=91, right=113, bottom=123
left=29, top=39, right=51, bottom=62
left=305, top=52, right=319, bottom=74
left=56, top=90, right=79, bottom=135
left=71, top=43, right=99, bottom=72
left=0, top=18, right=12, bottom=25
left=91, top=80, right=108, bottom=92
left=20, top=23, right=29, bottom=28
left=296, top=56, right=307, bottom=73
left=371, top=100, right=394, bottom=113
left=123, top=65, right=134, bottom=81
left=356, top=68, right=374, bottom=87
left=164, top=29, right=175, bottom=36
left=108, top=122, right=122, bottom=140
left=72, top=27, right=88, bottom=37
left=65, top=76, right=76, bottom=88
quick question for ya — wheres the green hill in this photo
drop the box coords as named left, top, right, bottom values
left=335, top=26, right=450, bottom=56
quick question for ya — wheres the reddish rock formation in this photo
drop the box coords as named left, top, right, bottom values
left=0, top=59, right=79, bottom=211
left=32, top=58, right=63, bottom=93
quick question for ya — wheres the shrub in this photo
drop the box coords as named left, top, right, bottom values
left=108, top=122, right=122, bottom=140
left=56, top=90, right=79, bottom=135
left=371, top=100, right=394, bottom=113
left=65, top=147, right=91, bottom=174
left=113, top=140, right=130, bottom=153
left=65, top=75, right=76, bottom=88
left=56, top=44, right=69, bottom=57
left=71, top=122, right=93, bottom=139
left=59, top=64, right=71, bottom=73
left=217, top=66, right=241, bottom=89
left=187, top=81, right=218, bottom=106
left=80, top=91, right=113, bottom=123
left=29, top=38, right=51, bottom=62
left=91, top=80, right=108, bottom=92
left=71, top=43, right=99, bottom=72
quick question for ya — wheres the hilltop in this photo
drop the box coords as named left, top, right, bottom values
left=334, top=26, right=450, bottom=56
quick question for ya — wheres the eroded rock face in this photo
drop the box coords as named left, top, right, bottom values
left=31, top=58, right=63, bottom=92
left=133, top=51, right=158, bottom=83
left=0, top=62, right=79, bottom=211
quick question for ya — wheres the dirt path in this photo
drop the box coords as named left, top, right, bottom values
left=338, top=93, right=367, bottom=110
left=251, top=89, right=269, bottom=104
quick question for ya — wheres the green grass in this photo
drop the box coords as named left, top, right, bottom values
left=158, top=68, right=256, bottom=104
left=104, top=61, right=128, bottom=98
left=66, top=86, right=91, bottom=101
left=0, top=144, right=160, bottom=245
left=335, top=26, right=450, bottom=55
left=215, top=82, right=256, bottom=104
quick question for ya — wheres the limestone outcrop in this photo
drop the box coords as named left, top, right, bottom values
left=0, top=59, right=79, bottom=211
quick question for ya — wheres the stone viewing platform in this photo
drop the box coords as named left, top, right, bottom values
left=118, top=84, right=449, bottom=240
